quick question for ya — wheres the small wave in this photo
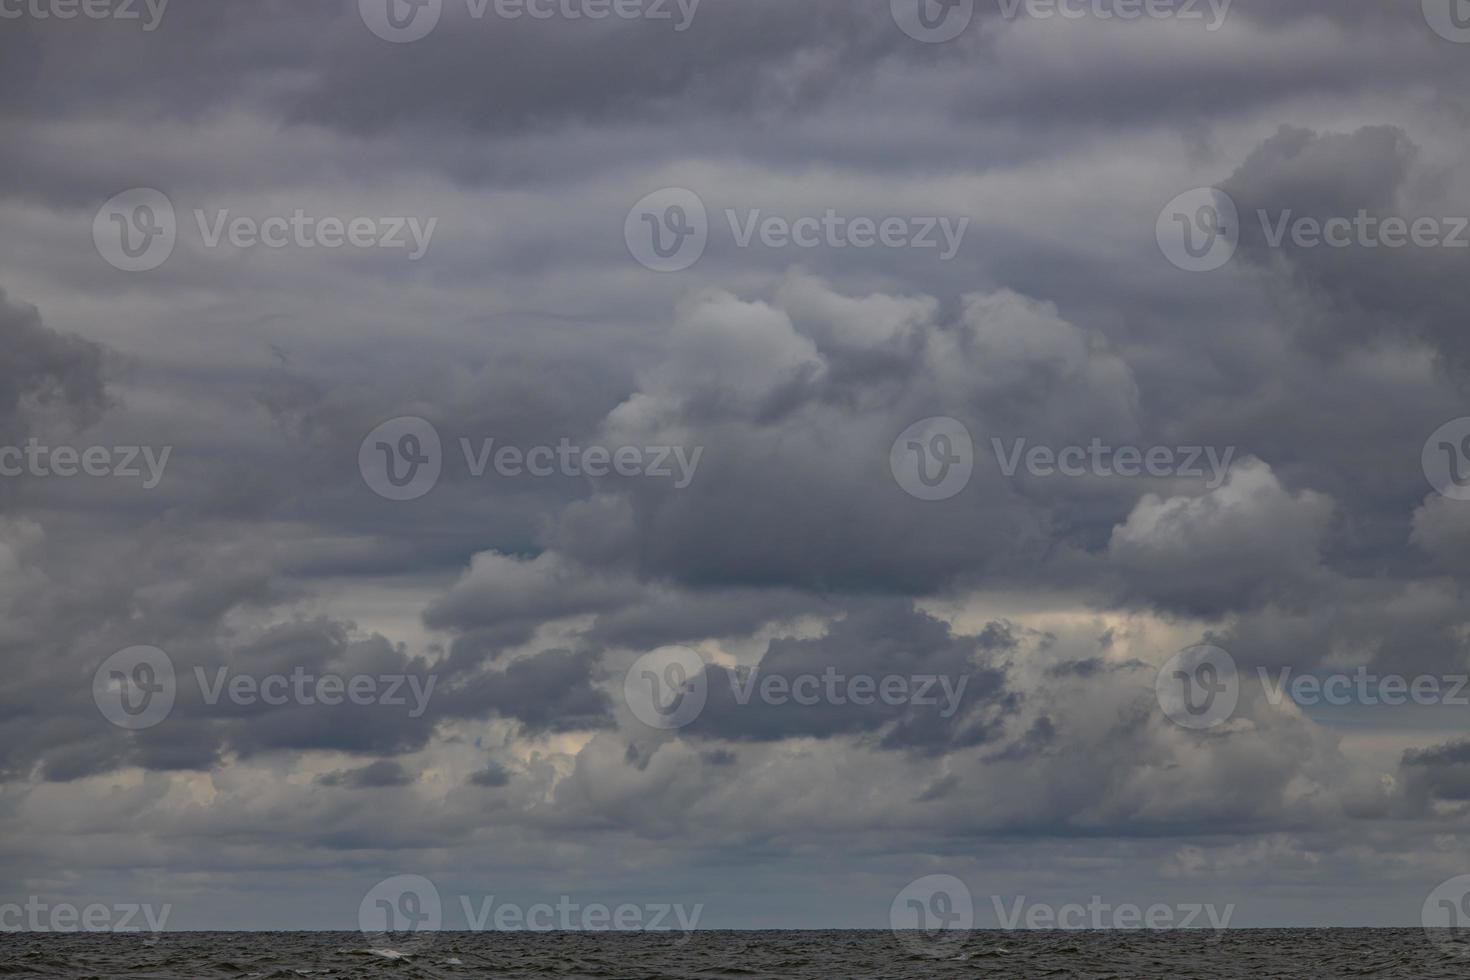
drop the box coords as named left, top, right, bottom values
left=365, top=947, right=412, bottom=959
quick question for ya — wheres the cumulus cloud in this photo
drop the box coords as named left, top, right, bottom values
left=1109, top=459, right=1335, bottom=615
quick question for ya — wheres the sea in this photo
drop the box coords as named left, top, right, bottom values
left=2, top=928, right=1467, bottom=978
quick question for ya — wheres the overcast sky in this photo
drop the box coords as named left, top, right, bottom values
left=5, top=0, right=1470, bottom=932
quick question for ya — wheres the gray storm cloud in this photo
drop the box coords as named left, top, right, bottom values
left=2, top=0, right=1470, bottom=929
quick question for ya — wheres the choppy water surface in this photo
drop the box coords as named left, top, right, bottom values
left=2, top=928, right=1467, bottom=978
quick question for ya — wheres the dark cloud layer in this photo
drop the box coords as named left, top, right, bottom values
left=2, top=0, right=1470, bottom=930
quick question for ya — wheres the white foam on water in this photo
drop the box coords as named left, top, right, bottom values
left=366, top=948, right=411, bottom=959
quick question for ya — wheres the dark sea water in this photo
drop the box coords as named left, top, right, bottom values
left=3, top=929, right=1468, bottom=978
